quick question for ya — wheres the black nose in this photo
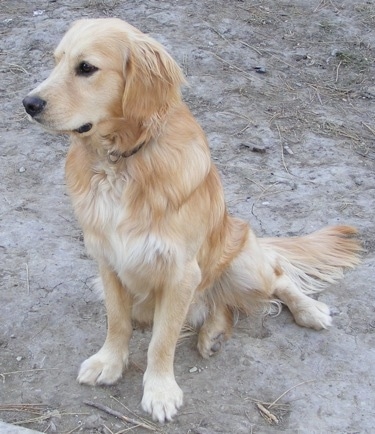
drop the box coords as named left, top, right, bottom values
left=23, top=96, right=47, bottom=117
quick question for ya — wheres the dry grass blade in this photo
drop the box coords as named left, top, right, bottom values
left=211, top=53, right=255, bottom=82
left=268, top=379, right=316, bottom=408
left=238, top=39, right=263, bottom=56
left=178, top=323, right=197, bottom=345
left=64, top=424, right=82, bottom=434
left=25, top=262, right=30, bottom=294
left=335, top=60, right=342, bottom=83
left=248, top=380, right=315, bottom=425
left=362, top=122, right=375, bottom=136
left=275, top=122, right=290, bottom=174
left=12, top=410, right=88, bottom=427
left=0, top=403, right=47, bottom=415
left=2, top=62, right=30, bottom=74
left=0, top=368, right=59, bottom=382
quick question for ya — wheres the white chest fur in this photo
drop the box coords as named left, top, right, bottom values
left=71, top=163, right=181, bottom=294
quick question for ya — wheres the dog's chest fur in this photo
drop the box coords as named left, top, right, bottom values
left=69, top=159, right=181, bottom=294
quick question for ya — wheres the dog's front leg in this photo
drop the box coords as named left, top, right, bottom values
left=141, top=260, right=201, bottom=422
left=77, top=263, right=133, bottom=385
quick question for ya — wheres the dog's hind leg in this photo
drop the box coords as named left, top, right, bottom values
left=261, top=226, right=361, bottom=329
left=273, top=274, right=332, bottom=330
left=212, top=228, right=334, bottom=331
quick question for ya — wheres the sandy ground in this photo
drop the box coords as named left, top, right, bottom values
left=1, top=1, right=374, bottom=433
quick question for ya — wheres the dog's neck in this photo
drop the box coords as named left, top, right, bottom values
left=106, top=140, right=146, bottom=164
left=78, top=117, right=151, bottom=164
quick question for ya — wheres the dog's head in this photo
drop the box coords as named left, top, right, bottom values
left=23, top=18, right=186, bottom=136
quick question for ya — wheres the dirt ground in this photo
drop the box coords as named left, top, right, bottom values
left=1, top=0, right=374, bottom=433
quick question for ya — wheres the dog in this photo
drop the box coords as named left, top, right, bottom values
left=23, top=18, right=361, bottom=422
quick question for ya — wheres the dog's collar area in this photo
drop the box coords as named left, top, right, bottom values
left=107, top=141, right=145, bottom=164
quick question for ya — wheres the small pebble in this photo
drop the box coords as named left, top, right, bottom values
left=254, top=66, right=266, bottom=73
left=240, top=143, right=266, bottom=153
left=19, top=167, right=26, bottom=173
left=16, top=356, right=22, bottom=361
left=189, top=366, right=198, bottom=373
left=283, top=145, right=294, bottom=155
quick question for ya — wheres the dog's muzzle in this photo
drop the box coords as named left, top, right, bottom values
left=22, top=95, right=92, bottom=134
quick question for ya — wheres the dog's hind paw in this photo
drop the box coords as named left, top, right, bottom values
left=293, top=299, right=332, bottom=330
left=197, top=331, right=226, bottom=359
left=77, top=347, right=125, bottom=386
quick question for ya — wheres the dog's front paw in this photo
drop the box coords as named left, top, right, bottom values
left=141, top=373, right=183, bottom=422
left=293, top=299, right=332, bottom=330
left=77, top=347, right=126, bottom=386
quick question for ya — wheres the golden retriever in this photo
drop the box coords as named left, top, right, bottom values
left=23, top=18, right=361, bottom=422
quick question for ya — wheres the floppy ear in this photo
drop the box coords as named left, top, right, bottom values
left=122, top=32, right=186, bottom=121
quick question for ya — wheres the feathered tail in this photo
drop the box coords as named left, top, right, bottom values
left=259, top=225, right=362, bottom=294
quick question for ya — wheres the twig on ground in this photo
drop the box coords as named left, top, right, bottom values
left=275, top=123, right=290, bottom=174
left=25, top=262, right=30, bottom=294
left=256, top=402, right=279, bottom=424
left=110, top=396, right=160, bottom=433
left=84, top=400, right=156, bottom=431
left=362, top=121, right=375, bottom=136
left=207, top=25, right=229, bottom=42
left=238, top=40, right=263, bottom=56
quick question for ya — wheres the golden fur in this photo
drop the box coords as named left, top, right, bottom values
left=23, top=18, right=361, bottom=422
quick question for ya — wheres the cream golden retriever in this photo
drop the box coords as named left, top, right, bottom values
left=23, top=18, right=361, bottom=422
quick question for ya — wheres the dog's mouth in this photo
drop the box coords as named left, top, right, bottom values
left=74, top=123, right=93, bottom=134
left=25, top=114, right=93, bottom=135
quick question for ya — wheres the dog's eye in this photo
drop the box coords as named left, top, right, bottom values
left=76, top=62, right=98, bottom=76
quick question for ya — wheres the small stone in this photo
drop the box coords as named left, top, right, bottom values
left=16, top=356, right=22, bottom=361
left=240, top=143, right=267, bottom=153
left=189, top=366, right=198, bottom=373
left=283, top=145, right=294, bottom=155
left=254, top=66, right=266, bottom=73
left=19, top=167, right=26, bottom=173
left=331, top=49, right=343, bottom=57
